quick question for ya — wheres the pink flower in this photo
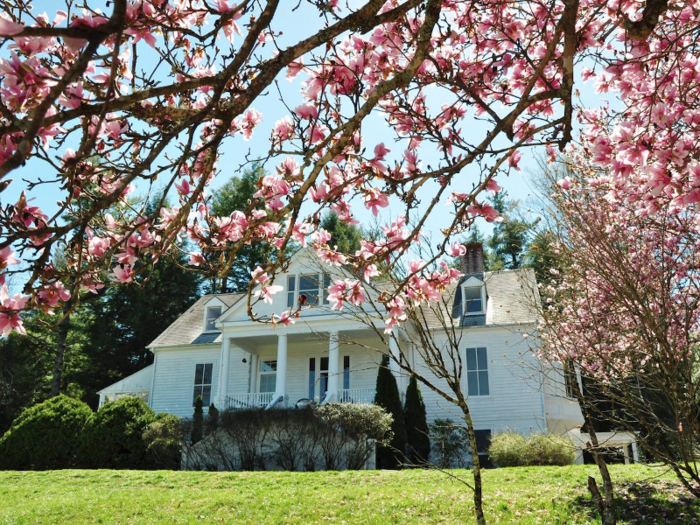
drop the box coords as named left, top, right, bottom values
left=509, top=150, right=522, bottom=170
left=294, top=104, right=318, bottom=120
left=273, top=311, right=295, bottom=326
left=363, top=187, right=389, bottom=216
left=449, top=242, right=467, bottom=257
left=0, top=284, right=29, bottom=335
left=0, top=17, right=23, bottom=36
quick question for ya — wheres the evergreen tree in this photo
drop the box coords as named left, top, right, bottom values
left=403, top=375, right=431, bottom=464
left=209, top=164, right=276, bottom=293
left=205, top=403, right=219, bottom=435
left=487, top=192, right=535, bottom=269
left=320, top=210, right=363, bottom=253
left=374, top=354, right=406, bottom=469
left=191, top=396, right=204, bottom=445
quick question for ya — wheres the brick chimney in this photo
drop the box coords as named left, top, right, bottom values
left=460, top=243, right=484, bottom=276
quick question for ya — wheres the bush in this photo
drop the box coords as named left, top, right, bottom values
left=429, top=419, right=469, bottom=468
left=205, top=403, right=219, bottom=435
left=143, top=414, right=184, bottom=470
left=488, top=431, right=575, bottom=467
left=185, top=404, right=393, bottom=472
left=79, top=397, right=156, bottom=469
left=0, top=395, right=92, bottom=470
left=404, top=375, right=430, bottom=465
left=374, top=354, right=406, bottom=469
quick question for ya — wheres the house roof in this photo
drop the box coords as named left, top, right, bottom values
left=148, top=293, right=244, bottom=348
left=415, top=267, right=540, bottom=328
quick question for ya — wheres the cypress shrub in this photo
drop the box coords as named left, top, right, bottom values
left=205, top=403, right=219, bottom=436
left=403, top=375, right=431, bottom=465
left=79, top=397, right=156, bottom=469
left=0, top=395, right=92, bottom=470
left=191, top=396, right=204, bottom=445
left=373, top=354, right=406, bottom=469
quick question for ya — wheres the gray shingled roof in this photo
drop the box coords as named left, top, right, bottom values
left=148, top=293, right=244, bottom=348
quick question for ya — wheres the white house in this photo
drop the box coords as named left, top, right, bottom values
left=98, top=244, right=629, bottom=464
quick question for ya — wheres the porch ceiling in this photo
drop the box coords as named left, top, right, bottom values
left=229, top=328, right=385, bottom=354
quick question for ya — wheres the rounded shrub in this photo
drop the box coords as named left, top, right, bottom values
left=488, top=431, right=575, bottom=467
left=143, top=414, right=184, bottom=470
left=79, top=397, right=156, bottom=469
left=0, top=395, right=92, bottom=470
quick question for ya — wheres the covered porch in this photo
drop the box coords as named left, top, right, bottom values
left=214, top=327, right=408, bottom=410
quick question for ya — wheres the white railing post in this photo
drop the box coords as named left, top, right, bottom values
left=274, top=334, right=288, bottom=407
left=327, top=330, right=340, bottom=403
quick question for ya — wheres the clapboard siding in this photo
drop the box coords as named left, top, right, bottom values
left=151, top=346, right=221, bottom=418
left=415, top=327, right=546, bottom=434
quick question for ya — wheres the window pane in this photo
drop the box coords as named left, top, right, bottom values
left=477, top=348, right=488, bottom=371
left=193, top=385, right=203, bottom=405
left=309, top=358, right=316, bottom=398
left=287, top=276, right=296, bottom=308
left=478, top=371, right=489, bottom=396
left=320, top=357, right=328, bottom=372
left=466, top=348, right=477, bottom=371
left=464, top=287, right=482, bottom=313
left=323, top=273, right=331, bottom=304
left=202, top=386, right=211, bottom=406
left=467, top=371, right=479, bottom=396
left=299, top=274, right=320, bottom=305
left=195, top=364, right=204, bottom=384
left=203, top=363, right=213, bottom=384
left=320, top=372, right=328, bottom=397
left=343, top=356, right=350, bottom=389
left=206, top=307, right=222, bottom=331
left=261, top=360, right=277, bottom=373
left=260, top=374, right=276, bottom=393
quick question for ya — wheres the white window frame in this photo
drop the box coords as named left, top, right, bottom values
left=258, top=359, right=277, bottom=393
left=462, top=284, right=486, bottom=316
left=193, top=363, right=214, bottom=406
left=465, top=347, right=490, bottom=397
left=203, top=305, right=222, bottom=333
left=286, top=273, right=331, bottom=308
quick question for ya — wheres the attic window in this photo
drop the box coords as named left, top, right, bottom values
left=463, top=285, right=484, bottom=315
left=205, top=306, right=222, bottom=332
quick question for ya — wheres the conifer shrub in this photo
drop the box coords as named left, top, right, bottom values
left=205, top=403, right=219, bottom=435
left=191, top=396, right=204, bottom=445
left=373, top=354, right=406, bottom=469
left=403, top=375, right=431, bottom=465
left=79, top=397, right=156, bottom=469
left=0, top=395, right=92, bottom=470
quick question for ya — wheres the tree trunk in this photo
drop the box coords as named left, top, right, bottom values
left=49, top=309, right=71, bottom=397
left=461, top=404, right=486, bottom=525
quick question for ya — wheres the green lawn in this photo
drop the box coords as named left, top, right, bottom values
left=0, top=465, right=697, bottom=524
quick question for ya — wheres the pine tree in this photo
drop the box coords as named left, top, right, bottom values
left=374, top=354, right=406, bottom=469
left=191, top=396, right=204, bottom=445
left=205, top=403, right=219, bottom=436
left=403, top=375, right=431, bottom=464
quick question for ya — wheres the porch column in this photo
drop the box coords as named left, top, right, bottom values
left=275, top=334, right=288, bottom=405
left=327, top=330, right=340, bottom=402
left=388, top=331, right=406, bottom=395
left=218, top=336, right=231, bottom=404
left=631, top=441, right=639, bottom=463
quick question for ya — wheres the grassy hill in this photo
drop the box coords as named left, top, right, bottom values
left=0, top=464, right=697, bottom=524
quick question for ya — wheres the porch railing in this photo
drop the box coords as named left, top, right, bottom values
left=336, top=388, right=376, bottom=405
left=222, top=392, right=274, bottom=409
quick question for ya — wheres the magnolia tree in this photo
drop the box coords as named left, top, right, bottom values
left=0, top=0, right=698, bottom=339
left=535, top=160, right=700, bottom=499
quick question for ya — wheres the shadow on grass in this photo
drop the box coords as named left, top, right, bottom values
left=574, top=481, right=700, bottom=524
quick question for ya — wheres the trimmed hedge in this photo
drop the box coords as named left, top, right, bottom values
left=488, top=431, right=575, bottom=467
left=79, top=397, right=156, bottom=469
left=0, top=395, right=92, bottom=470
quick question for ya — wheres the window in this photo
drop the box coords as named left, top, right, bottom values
left=565, top=369, right=577, bottom=399
left=343, top=356, right=350, bottom=390
left=259, top=360, right=277, bottom=393
left=193, top=363, right=213, bottom=406
left=204, top=306, right=222, bottom=332
left=463, top=286, right=483, bottom=315
left=287, top=276, right=296, bottom=308
left=308, top=356, right=329, bottom=400
left=287, top=273, right=331, bottom=307
left=466, top=347, right=489, bottom=396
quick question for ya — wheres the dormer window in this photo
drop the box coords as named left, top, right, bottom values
left=204, top=306, right=222, bottom=332
left=287, top=273, right=331, bottom=308
left=463, top=285, right=484, bottom=315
